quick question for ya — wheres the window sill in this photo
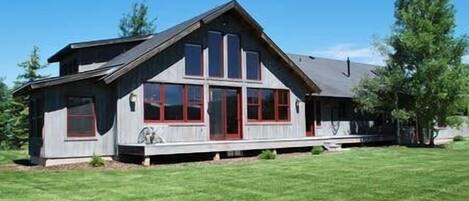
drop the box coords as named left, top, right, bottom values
left=245, top=80, right=263, bottom=84
left=207, top=77, right=244, bottom=83
left=183, top=75, right=205, bottom=80
left=245, top=121, right=292, bottom=126
left=144, top=122, right=205, bottom=127
left=65, top=137, right=98, bottom=142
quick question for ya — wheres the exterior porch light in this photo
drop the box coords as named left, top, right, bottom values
left=130, top=92, right=138, bottom=104
left=295, top=99, right=300, bottom=113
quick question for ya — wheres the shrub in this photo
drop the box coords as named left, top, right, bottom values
left=258, top=150, right=276, bottom=160
left=89, top=154, right=105, bottom=167
left=453, top=135, right=466, bottom=142
left=311, top=146, right=324, bottom=155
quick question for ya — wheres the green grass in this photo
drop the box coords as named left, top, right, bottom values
left=0, top=149, right=27, bottom=165
left=2, top=143, right=469, bottom=201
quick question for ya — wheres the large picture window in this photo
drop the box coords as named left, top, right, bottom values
left=227, top=34, right=241, bottom=79
left=144, top=83, right=204, bottom=122
left=246, top=51, right=261, bottom=80
left=185, top=44, right=203, bottom=76
left=208, top=31, right=223, bottom=77
left=67, top=97, right=96, bottom=137
left=247, top=88, right=290, bottom=121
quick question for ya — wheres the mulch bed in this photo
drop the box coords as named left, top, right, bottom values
left=0, top=151, right=312, bottom=172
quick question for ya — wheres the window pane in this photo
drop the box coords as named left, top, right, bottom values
left=164, top=84, right=184, bottom=120
left=278, top=106, right=289, bottom=120
left=247, top=88, right=258, bottom=104
left=208, top=32, right=223, bottom=77
left=68, top=117, right=94, bottom=135
left=278, top=90, right=289, bottom=105
left=144, top=83, right=160, bottom=121
left=248, top=105, right=259, bottom=120
left=225, top=89, right=238, bottom=133
left=187, top=85, right=203, bottom=120
left=227, top=35, right=241, bottom=78
left=261, top=89, right=275, bottom=120
left=246, top=52, right=260, bottom=80
left=67, top=97, right=95, bottom=137
left=185, top=44, right=202, bottom=76
left=67, top=97, right=93, bottom=115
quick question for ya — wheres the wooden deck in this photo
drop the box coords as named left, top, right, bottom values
left=118, top=135, right=394, bottom=156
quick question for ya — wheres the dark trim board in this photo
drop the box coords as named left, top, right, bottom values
left=118, top=135, right=394, bottom=156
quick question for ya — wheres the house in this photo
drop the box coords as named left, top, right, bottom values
left=14, top=1, right=395, bottom=166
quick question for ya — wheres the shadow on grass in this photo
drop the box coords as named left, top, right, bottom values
left=13, top=158, right=36, bottom=166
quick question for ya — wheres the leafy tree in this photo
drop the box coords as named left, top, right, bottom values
left=118, top=2, right=156, bottom=37
left=9, top=46, right=48, bottom=149
left=354, top=0, right=469, bottom=146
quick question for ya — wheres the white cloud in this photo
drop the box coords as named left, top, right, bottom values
left=309, top=43, right=385, bottom=65
left=463, top=55, right=469, bottom=64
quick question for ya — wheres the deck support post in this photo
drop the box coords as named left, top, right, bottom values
left=273, top=149, right=277, bottom=155
left=142, top=157, right=151, bottom=166
left=213, top=152, right=221, bottom=161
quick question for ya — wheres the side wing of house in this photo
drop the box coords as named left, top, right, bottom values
left=115, top=9, right=310, bottom=145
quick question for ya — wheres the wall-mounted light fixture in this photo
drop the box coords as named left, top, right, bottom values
left=129, top=92, right=137, bottom=112
left=130, top=93, right=138, bottom=104
left=295, top=99, right=300, bottom=113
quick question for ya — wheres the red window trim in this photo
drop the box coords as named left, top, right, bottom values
left=144, top=83, right=204, bottom=123
left=184, top=43, right=204, bottom=77
left=66, top=96, right=96, bottom=138
left=208, top=31, right=224, bottom=78
left=245, top=51, right=261, bottom=81
left=247, top=88, right=290, bottom=122
left=227, top=33, right=242, bottom=79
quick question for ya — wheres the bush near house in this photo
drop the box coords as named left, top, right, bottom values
left=89, top=154, right=105, bottom=167
left=258, top=150, right=276, bottom=160
left=454, top=135, right=466, bottom=142
left=311, top=146, right=324, bottom=155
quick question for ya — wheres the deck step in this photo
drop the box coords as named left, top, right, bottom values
left=323, top=142, right=342, bottom=151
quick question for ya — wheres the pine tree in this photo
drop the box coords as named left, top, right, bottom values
left=10, top=46, right=48, bottom=149
left=0, top=79, right=14, bottom=150
left=354, top=0, right=469, bottom=146
left=118, top=2, right=156, bottom=37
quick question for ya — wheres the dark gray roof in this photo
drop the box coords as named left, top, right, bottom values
left=48, top=34, right=153, bottom=63
left=288, top=53, right=379, bottom=98
left=12, top=67, right=112, bottom=96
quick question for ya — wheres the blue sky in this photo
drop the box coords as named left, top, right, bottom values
left=1, top=0, right=468, bottom=87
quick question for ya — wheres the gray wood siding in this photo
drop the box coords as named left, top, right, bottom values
left=41, top=80, right=116, bottom=158
left=116, top=11, right=307, bottom=145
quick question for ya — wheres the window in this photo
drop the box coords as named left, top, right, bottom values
left=185, top=44, right=203, bottom=76
left=227, top=34, right=241, bottom=79
left=67, top=97, right=95, bottom=137
left=247, top=88, right=290, bottom=121
left=246, top=51, right=260, bottom=80
left=247, top=89, right=260, bottom=120
left=262, top=89, right=275, bottom=120
left=144, top=83, right=161, bottom=121
left=208, top=31, right=223, bottom=77
left=164, top=84, right=184, bottom=120
left=277, top=90, right=290, bottom=120
left=144, top=83, right=204, bottom=122
left=187, top=85, right=203, bottom=120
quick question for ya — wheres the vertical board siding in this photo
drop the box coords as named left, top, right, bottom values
left=42, top=80, right=116, bottom=158
left=116, top=11, right=307, bottom=144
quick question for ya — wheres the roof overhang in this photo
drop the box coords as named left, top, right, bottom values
left=48, top=35, right=153, bottom=63
left=12, top=67, right=112, bottom=96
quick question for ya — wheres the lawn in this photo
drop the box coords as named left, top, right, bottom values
left=0, top=149, right=27, bottom=165
left=1, top=142, right=469, bottom=201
